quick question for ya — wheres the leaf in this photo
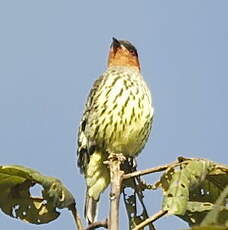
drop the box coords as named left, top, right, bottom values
left=159, top=158, right=228, bottom=227
left=161, top=159, right=213, bottom=215
left=200, top=185, right=228, bottom=227
left=0, top=165, right=75, bottom=224
left=181, top=163, right=228, bottom=226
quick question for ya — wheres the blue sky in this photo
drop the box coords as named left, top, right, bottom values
left=0, top=1, right=228, bottom=229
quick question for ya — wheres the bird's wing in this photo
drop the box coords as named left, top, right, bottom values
left=77, top=75, right=104, bottom=173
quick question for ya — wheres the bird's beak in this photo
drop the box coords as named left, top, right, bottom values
left=112, top=37, right=121, bottom=53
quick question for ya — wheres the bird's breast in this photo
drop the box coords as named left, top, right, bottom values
left=86, top=67, right=153, bottom=156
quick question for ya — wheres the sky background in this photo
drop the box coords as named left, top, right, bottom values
left=0, top=1, right=228, bottom=229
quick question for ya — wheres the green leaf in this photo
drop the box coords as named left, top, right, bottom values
left=201, top=185, right=228, bottom=227
left=161, top=159, right=213, bottom=215
left=159, top=158, right=228, bottom=227
left=181, top=163, right=228, bottom=226
left=0, top=165, right=75, bottom=224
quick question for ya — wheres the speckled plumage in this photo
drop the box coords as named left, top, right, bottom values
left=77, top=39, right=153, bottom=223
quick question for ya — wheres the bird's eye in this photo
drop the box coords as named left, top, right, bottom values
left=129, top=49, right=136, bottom=56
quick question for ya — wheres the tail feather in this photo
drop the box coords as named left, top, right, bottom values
left=85, top=191, right=98, bottom=223
left=84, top=150, right=110, bottom=223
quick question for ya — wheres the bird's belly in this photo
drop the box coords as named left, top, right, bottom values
left=107, top=123, right=145, bottom=156
left=96, top=106, right=151, bottom=157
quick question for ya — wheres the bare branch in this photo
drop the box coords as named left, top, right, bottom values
left=123, top=160, right=179, bottom=180
left=68, top=203, right=84, bottom=230
left=105, top=153, right=125, bottom=230
left=86, top=219, right=108, bottom=230
left=132, top=210, right=168, bottom=230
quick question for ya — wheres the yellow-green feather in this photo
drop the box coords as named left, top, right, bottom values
left=86, top=150, right=110, bottom=200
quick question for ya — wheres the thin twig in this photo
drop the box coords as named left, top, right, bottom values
left=86, top=219, right=108, bottom=230
left=122, top=159, right=156, bottom=230
left=68, top=203, right=84, bottom=230
left=122, top=188, right=137, bottom=227
left=135, top=177, right=156, bottom=230
left=123, top=161, right=179, bottom=180
left=132, top=210, right=168, bottom=230
left=106, top=153, right=125, bottom=230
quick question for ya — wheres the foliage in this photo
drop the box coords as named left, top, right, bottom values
left=0, top=165, right=75, bottom=224
left=159, top=158, right=228, bottom=226
left=164, top=159, right=228, bottom=227
left=0, top=157, right=227, bottom=230
left=121, top=157, right=228, bottom=229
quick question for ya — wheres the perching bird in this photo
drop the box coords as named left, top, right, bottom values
left=77, top=37, right=154, bottom=223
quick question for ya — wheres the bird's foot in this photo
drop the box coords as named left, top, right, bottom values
left=107, top=153, right=126, bottom=163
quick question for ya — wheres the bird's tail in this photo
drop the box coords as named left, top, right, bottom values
left=84, top=191, right=98, bottom=223
left=84, top=150, right=110, bottom=223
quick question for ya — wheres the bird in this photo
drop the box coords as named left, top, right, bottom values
left=77, top=37, right=154, bottom=223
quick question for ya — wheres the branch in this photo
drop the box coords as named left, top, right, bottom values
left=86, top=219, right=108, bottom=230
left=123, top=160, right=179, bottom=180
left=106, top=153, right=125, bottom=230
left=135, top=177, right=156, bottom=230
left=68, top=203, right=84, bottom=230
left=132, top=210, right=168, bottom=230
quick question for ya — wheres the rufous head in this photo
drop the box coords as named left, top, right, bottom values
left=108, top=37, right=140, bottom=71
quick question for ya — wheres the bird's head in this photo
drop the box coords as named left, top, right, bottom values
left=107, top=37, right=140, bottom=71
